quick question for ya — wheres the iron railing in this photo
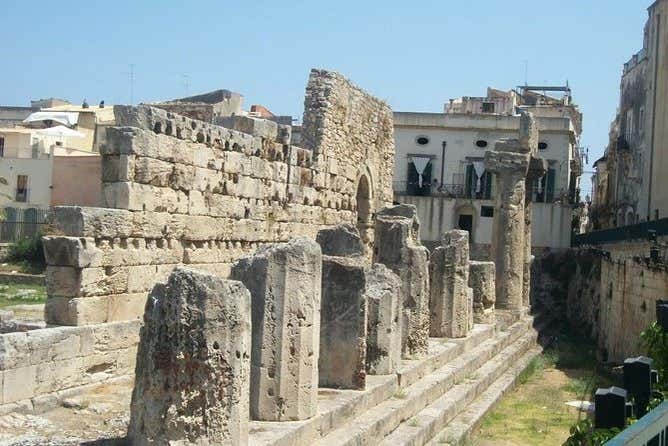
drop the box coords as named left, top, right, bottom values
left=606, top=400, right=668, bottom=445
left=0, top=207, right=49, bottom=242
left=572, top=218, right=668, bottom=247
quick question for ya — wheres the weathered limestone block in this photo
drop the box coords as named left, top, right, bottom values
left=519, top=111, right=539, bottom=154
left=319, top=255, right=367, bottom=389
left=484, top=147, right=529, bottom=311
left=316, top=223, right=365, bottom=257
left=128, top=267, right=251, bottom=446
left=469, top=260, right=496, bottom=324
left=374, top=205, right=430, bottom=358
left=42, top=236, right=101, bottom=268
left=429, top=230, right=473, bottom=338
left=523, top=156, right=548, bottom=308
left=365, top=263, right=401, bottom=375
left=231, top=238, right=321, bottom=421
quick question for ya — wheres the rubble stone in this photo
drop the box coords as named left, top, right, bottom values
left=429, top=230, right=473, bottom=338
left=364, top=263, right=401, bottom=375
left=316, top=224, right=365, bottom=257
left=231, top=238, right=321, bottom=421
left=374, top=205, right=430, bottom=358
left=127, top=267, right=251, bottom=446
left=469, top=261, right=496, bottom=324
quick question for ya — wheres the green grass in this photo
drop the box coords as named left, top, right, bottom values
left=473, top=325, right=612, bottom=445
left=0, top=283, right=47, bottom=308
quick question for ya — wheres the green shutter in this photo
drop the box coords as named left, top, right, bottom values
left=546, top=168, right=556, bottom=202
left=465, top=164, right=474, bottom=198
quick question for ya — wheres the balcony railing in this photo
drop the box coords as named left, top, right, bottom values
left=393, top=181, right=492, bottom=199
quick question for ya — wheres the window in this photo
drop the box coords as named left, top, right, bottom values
left=481, top=206, right=494, bottom=217
left=534, top=168, right=556, bottom=203
left=639, top=107, right=645, bottom=131
left=464, top=164, right=493, bottom=199
left=625, top=109, right=634, bottom=140
left=482, top=102, right=495, bottom=113
left=538, top=142, right=548, bottom=150
left=15, top=175, right=28, bottom=202
left=475, top=140, right=488, bottom=148
left=416, top=136, right=430, bottom=146
left=0, top=137, right=4, bottom=157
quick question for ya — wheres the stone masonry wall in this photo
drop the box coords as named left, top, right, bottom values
left=0, top=321, right=140, bottom=413
left=567, top=247, right=668, bottom=362
left=43, top=69, right=394, bottom=326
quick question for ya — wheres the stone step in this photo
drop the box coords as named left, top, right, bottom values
left=424, top=347, right=543, bottom=446
left=248, top=323, right=498, bottom=446
left=377, top=327, right=541, bottom=446
left=314, top=317, right=534, bottom=446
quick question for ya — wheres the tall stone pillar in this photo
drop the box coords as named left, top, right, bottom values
left=316, top=224, right=368, bottom=389
left=523, top=157, right=547, bottom=307
left=484, top=146, right=529, bottom=311
left=373, top=204, right=430, bottom=358
left=429, top=230, right=473, bottom=338
left=231, top=238, right=321, bottom=421
left=128, top=268, right=251, bottom=446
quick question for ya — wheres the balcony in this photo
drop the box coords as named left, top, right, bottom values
left=393, top=181, right=493, bottom=200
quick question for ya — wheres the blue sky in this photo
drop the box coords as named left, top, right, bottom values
left=0, top=1, right=652, bottom=190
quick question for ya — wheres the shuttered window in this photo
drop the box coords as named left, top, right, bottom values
left=15, top=175, right=28, bottom=202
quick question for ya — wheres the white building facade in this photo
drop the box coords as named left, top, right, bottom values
left=393, top=87, right=582, bottom=253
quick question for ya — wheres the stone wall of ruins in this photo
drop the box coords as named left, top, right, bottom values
left=567, top=246, right=668, bottom=362
left=42, top=69, right=394, bottom=326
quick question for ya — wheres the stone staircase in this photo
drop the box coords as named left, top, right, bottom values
left=249, top=313, right=548, bottom=446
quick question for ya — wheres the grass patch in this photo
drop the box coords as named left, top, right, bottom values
left=0, top=283, right=47, bottom=308
left=473, top=325, right=611, bottom=445
left=394, top=389, right=408, bottom=399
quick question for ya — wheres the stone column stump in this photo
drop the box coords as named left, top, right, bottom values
left=469, top=260, right=496, bottom=324
left=128, top=267, right=251, bottom=446
left=317, top=224, right=368, bottom=389
left=429, top=230, right=473, bottom=338
left=232, top=237, right=321, bottom=421
left=373, top=204, right=430, bottom=359
left=365, top=263, right=401, bottom=375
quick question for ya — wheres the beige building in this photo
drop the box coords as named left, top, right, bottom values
left=0, top=103, right=109, bottom=211
left=592, top=0, right=668, bottom=228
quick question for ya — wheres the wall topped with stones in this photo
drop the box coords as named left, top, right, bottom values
left=43, top=69, right=395, bottom=326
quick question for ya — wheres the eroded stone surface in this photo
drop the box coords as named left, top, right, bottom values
left=127, top=267, right=251, bottom=446
left=429, top=230, right=473, bottom=338
left=373, top=205, right=430, bottom=358
left=485, top=146, right=529, bottom=311
left=365, top=263, right=401, bottom=375
left=320, top=256, right=367, bottom=389
left=316, top=224, right=365, bottom=257
left=469, top=260, right=496, bottom=324
left=231, top=238, right=321, bottom=421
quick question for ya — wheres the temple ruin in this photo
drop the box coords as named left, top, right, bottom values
left=0, top=69, right=546, bottom=446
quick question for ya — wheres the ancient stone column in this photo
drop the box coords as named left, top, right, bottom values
left=365, top=263, right=401, bottom=375
left=484, top=145, right=529, bottom=311
left=518, top=111, right=547, bottom=309
left=429, top=230, right=473, bottom=338
left=128, top=267, right=251, bottom=446
left=231, top=237, right=321, bottom=421
left=523, top=157, right=547, bottom=307
left=373, top=204, right=430, bottom=358
left=469, top=260, right=496, bottom=324
left=317, top=224, right=368, bottom=389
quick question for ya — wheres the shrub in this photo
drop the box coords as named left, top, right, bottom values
left=6, top=233, right=45, bottom=268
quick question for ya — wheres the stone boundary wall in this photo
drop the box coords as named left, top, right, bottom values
left=43, top=69, right=394, bottom=326
left=0, top=321, right=140, bottom=413
left=567, top=248, right=668, bottom=362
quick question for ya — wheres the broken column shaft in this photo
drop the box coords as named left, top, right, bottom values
left=127, top=267, right=251, bottom=446
left=523, top=157, right=547, bottom=307
left=485, top=147, right=529, bottom=311
left=429, top=230, right=473, bottom=338
left=373, top=205, right=430, bottom=358
left=231, top=238, right=321, bottom=421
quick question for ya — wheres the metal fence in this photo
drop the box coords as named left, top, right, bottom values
left=572, top=218, right=668, bottom=247
left=607, top=400, right=668, bottom=446
left=0, top=207, right=49, bottom=242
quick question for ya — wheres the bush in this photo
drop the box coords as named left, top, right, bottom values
left=6, top=233, right=45, bottom=268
